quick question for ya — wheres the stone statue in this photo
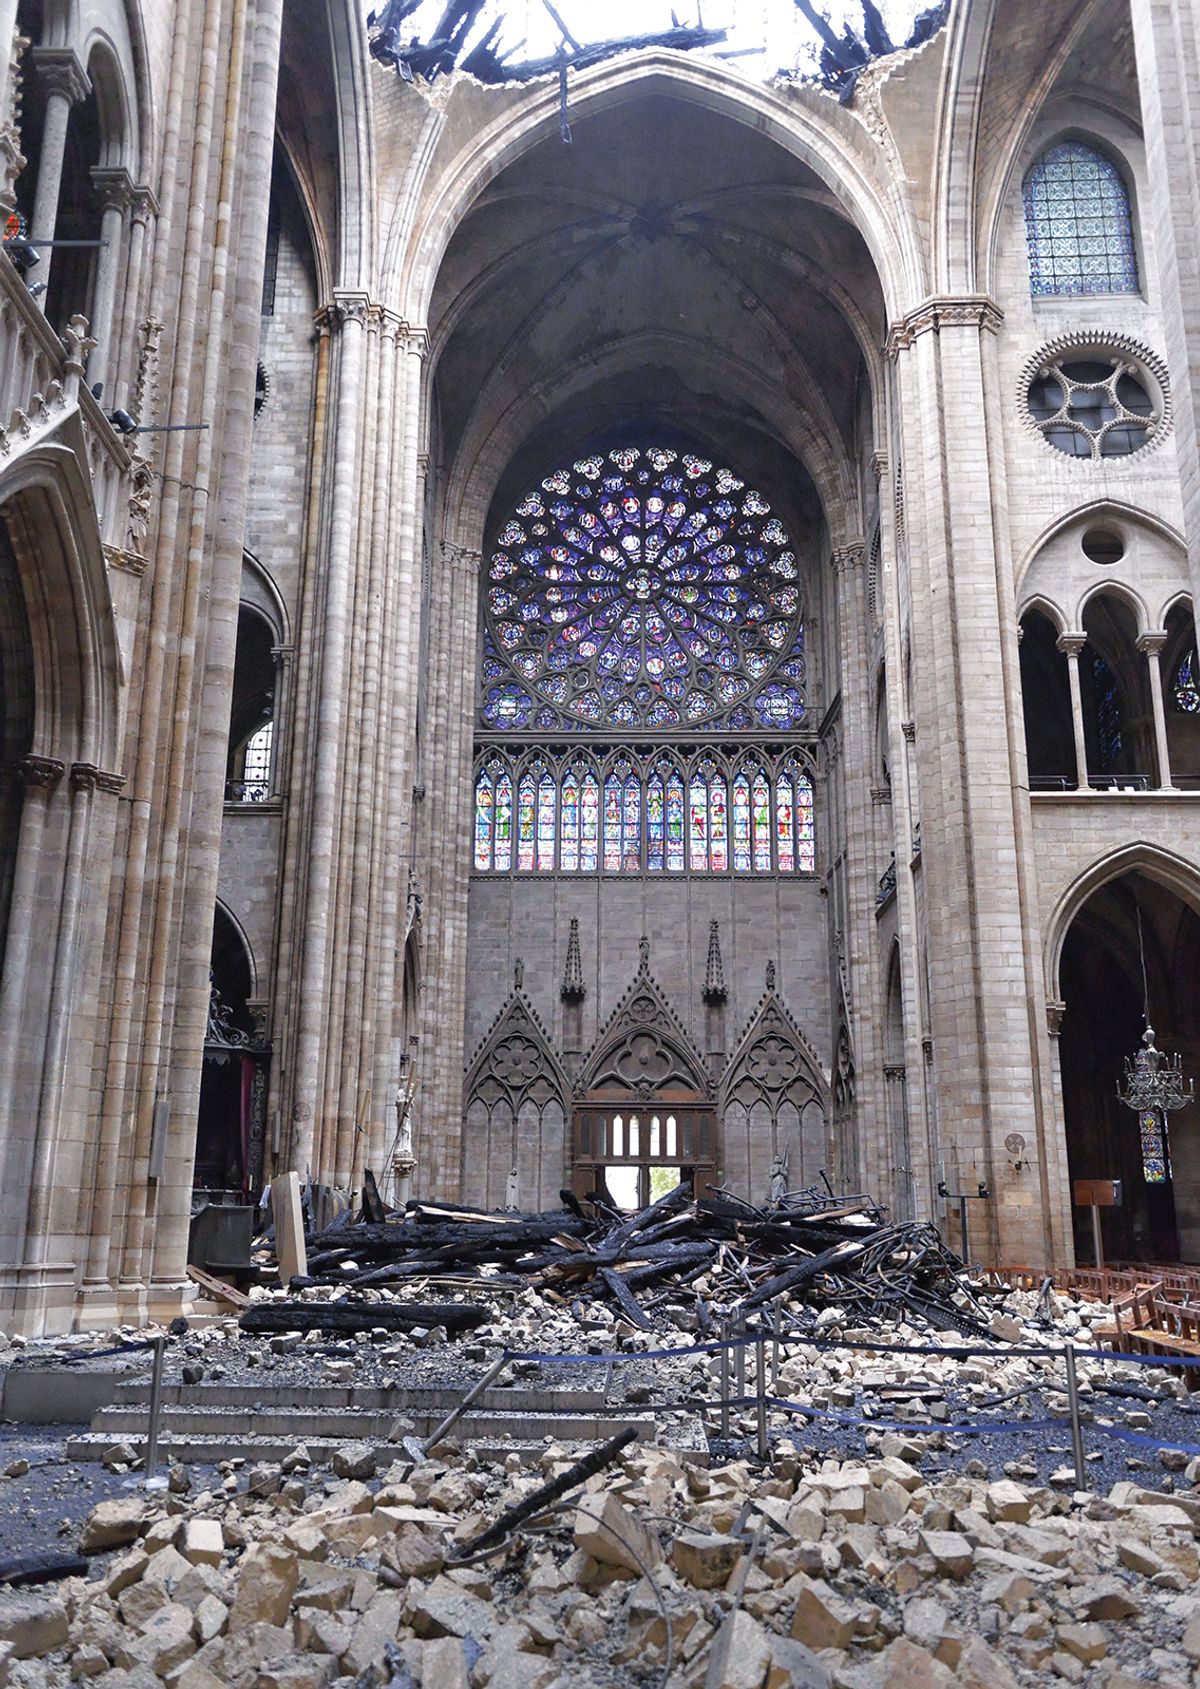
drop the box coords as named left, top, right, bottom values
left=769, top=1144, right=790, bottom=1205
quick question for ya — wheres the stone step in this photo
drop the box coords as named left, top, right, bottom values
left=106, top=1380, right=611, bottom=1413
left=85, top=1403, right=652, bottom=1443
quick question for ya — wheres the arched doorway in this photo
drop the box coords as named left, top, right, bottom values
left=1058, top=870, right=1200, bottom=1263
left=196, top=905, right=269, bottom=1198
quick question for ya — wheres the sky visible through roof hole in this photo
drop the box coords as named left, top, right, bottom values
left=374, top=1, right=922, bottom=82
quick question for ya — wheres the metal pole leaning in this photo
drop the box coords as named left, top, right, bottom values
left=144, top=1334, right=166, bottom=1483
left=772, top=1303, right=781, bottom=1395
left=1064, top=1342, right=1087, bottom=1491
left=720, top=1320, right=731, bottom=1438
left=755, top=1332, right=768, bottom=1460
left=735, top=1314, right=746, bottom=1401
left=398, top=1352, right=510, bottom=1462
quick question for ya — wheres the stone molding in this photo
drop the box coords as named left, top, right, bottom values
left=1046, top=998, right=1067, bottom=1037
left=444, top=541, right=481, bottom=574
left=901, top=720, right=916, bottom=742
left=30, top=45, right=90, bottom=108
left=1055, top=631, right=1087, bottom=658
left=1137, top=630, right=1169, bottom=655
left=1016, top=331, right=1173, bottom=461
left=885, top=295, right=1003, bottom=356
left=317, top=296, right=428, bottom=359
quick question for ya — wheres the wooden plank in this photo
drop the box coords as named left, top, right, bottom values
left=186, top=1264, right=250, bottom=1308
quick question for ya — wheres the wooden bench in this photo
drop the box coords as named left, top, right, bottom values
left=1096, top=1287, right=1200, bottom=1390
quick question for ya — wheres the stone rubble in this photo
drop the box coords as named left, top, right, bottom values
left=0, top=1282, right=1197, bottom=1684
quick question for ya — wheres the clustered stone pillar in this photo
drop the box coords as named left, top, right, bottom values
left=27, top=46, right=89, bottom=296
left=86, top=167, right=133, bottom=398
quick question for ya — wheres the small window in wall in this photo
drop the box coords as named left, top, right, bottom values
left=226, top=606, right=276, bottom=802
left=1023, top=141, right=1138, bottom=297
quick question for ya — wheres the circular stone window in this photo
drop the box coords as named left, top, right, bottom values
left=1021, top=337, right=1169, bottom=462
left=1080, top=525, right=1125, bottom=565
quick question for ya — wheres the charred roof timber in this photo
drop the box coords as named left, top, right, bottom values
left=366, top=0, right=727, bottom=85
left=366, top=1, right=948, bottom=100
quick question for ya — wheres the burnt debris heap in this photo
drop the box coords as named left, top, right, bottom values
left=245, top=1180, right=987, bottom=1342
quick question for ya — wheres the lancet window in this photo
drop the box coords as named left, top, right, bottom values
left=1023, top=141, right=1138, bottom=298
left=473, top=747, right=814, bottom=875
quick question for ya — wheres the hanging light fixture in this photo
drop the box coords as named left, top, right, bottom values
left=1116, top=899, right=1194, bottom=1183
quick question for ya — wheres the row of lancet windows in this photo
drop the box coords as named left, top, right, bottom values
left=1023, top=141, right=1139, bottom=297
left=473, top=753, right=815, bottom=875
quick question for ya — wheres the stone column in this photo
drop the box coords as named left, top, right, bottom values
left=883, top=1062, right=911, bottom=1222
left=1056, top=632, right=1091, bottom=791
left=85, top=167, right=132, bottom=398
left=1138, top=631, right=1175, bottom=789
left=112, top=189, right=158, bottom=412
left=888, top=295, right=1066, bottom=1268
left=269, top=644, right=293, bottom=798
left=27, top=47, right=89, bottom=295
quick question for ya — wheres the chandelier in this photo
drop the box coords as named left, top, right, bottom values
left=1114, top=895, right=1195, bottom=1185
left=1117, top=1026, right=1195, bottom=1115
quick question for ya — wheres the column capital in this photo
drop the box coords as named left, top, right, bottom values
left=70, top=762, right=125, bottom=794
left=1046, top=998, right=1067, bottom=1037
left=885, top=294, right=1004, bottom=357
left=325, top=290, right=371, bottom=329
left=900, top=720, right=916, bottom=742
left=130, top=183, right=159, bottom=223
left=444, top=541, right=481, bottom=574
left=18, top=754, right=65, bottom=788
left=30, top=45, right=90, bottom=107
left=1136, top=629, right=1169, bottom=655
left=831, top=540, right=866, bottom=574
left=90, top=165, right=134, bottom=214
left=1056, top=630, right=1087, bottom=657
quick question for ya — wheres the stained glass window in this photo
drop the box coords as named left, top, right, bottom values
left=474, top=749, right=815, bottom=876
left=732, top=769, right=752, bottom=873
left=537, top=769, right=556, bottom=871
left=795, top=768, right=816, bottom=873
left=480, top=447, right=805, bottom=733
left=709, top=773, right=729, bottom=873
left=1139, top=1109, right=1171, bottom=1184
left=494, top=767, right=513, bottom=870
left=603, top=774, right=622, bottom=872
left=561, top=772, right=580, bottom=872
left=581, top=773, right=600, bottom=871
left=1173, top=648, right=1200, bottom=714
left=1092, top=653, right=1123, bottom=770
left=623, top=775, right=641, bottom=872
left=647, top=774, right=665, bottom=872
left=517, top=773, right=536, bottom=871
left=1023, top=142, right=1138, bottom=298
left=666, top=772, right=685, bottom=872
left=240, top=722, right=273, bottom=801
left=689, top=772, right=708, bottom=871
left=752, top=770, right=772, bottom=871
left=474, top=768, right=493, bottom=870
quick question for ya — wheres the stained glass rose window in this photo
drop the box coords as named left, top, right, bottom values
left=480, top=447, right=806, bottom=732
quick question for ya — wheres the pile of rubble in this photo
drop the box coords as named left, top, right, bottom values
left=1, top=1379, right=1198, bottom=1689
left=248, top=1183, right=989, bottom=1343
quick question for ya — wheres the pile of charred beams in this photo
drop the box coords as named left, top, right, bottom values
left=242, top=1180, right=992, bottom=1344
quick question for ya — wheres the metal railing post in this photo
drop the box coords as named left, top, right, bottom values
left=755, top=1332, right=768, bottom=1460
left=1064, top=1342, right=1087, bottom=1491
left=144, top=1334, right=166, bottom=1483
left=720, top=1319, right=730, bottom=1439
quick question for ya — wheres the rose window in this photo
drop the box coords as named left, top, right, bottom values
left=1026, top=354, right=1160, bottom=461
left=480, top=447, right=806, bottom=733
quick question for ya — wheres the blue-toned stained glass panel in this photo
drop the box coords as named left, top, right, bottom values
left=479, top=447, right=805, bottom=732
left=1174, top=649, right=1200, bottom=714
left=752, top=771, right=772, bottom=872
left=1092, top=653, right=1123, bottom=771
left=709, top=775, right=728, bottom=873
left=796, top=771, right=816, bottom=873
left=623, top=777, right=641, bottom=873
left=1140, top=1109, right=1171, bottom=1184
left=1023, top=142, right=1138, bottom=298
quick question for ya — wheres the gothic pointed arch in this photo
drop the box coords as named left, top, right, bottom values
left=463, top=979, right=570, bottom=1213
left=721, top=981, right=830, bottom=1200
left=577, top=941, right=713, bottom=1103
